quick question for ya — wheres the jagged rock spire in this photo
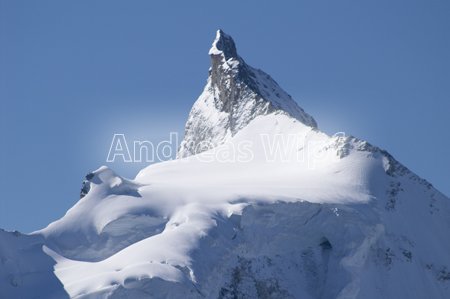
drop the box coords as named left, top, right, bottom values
left=178, top=30, right=317, bottom=158
left=208, top=29, right=238, bottom=59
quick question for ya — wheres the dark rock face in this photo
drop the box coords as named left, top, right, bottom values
left=80, top=172, right=94, bottom=198
left=178, top=30, right=317, bottom=158
left=211, top=29, right=238, bottom=60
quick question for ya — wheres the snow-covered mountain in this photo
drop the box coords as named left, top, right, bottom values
left=1, top=30, right=450, bottom=299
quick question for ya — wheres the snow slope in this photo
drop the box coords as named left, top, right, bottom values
left=1, top=30, right=450, bottom=299
left=0, top=229, right=68, bottom=298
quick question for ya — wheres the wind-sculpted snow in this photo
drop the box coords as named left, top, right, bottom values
left=38, top=166, right=168, bottom=262
left=21, top=114, right=449, bottom=298
left=1, top=30, right=450, bottom=298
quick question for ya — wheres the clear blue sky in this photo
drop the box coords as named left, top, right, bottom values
left=1, top=0, right=449, bottom=232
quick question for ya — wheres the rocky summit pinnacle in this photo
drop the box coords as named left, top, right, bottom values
left=208, top=29, right=238, bottom=59
left=178, top=29, right=317, bottom=158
